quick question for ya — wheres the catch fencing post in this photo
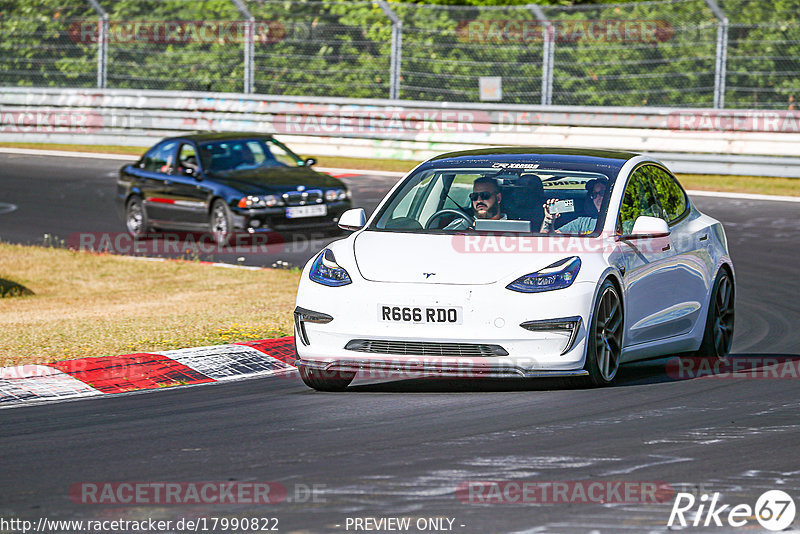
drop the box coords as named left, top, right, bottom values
left=528, top=4, right=554, bottom=106
left=704, top=0, right=728, bottom=109
left=86, top=0, right=108, bottom=89
left=378, top=0, right=402, bottom=100
left=231, top=0, right=255, bottom=94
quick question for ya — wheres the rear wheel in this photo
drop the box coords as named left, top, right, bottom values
left=585, top=280, right=623, bottom=386
left=694, top=269, right=735, bottom=358
left=125, top=196, right=149, bottom=236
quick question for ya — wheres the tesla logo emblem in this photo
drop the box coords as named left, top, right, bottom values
left=423, top=273, right=436, bottom=278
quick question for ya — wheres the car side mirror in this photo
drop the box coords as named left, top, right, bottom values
left=338, top=208, right=366, bottom=231
left=304, top=157, right=317, bottom=167
left=619, top=215, right=670, bottom=240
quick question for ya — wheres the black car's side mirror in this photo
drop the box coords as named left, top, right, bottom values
left=304, top=157, right=317, bottom=167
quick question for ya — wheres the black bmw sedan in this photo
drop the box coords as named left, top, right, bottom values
left=116, top=133, right=351, bottom=242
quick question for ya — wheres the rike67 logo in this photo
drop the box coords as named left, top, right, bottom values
left=668, top=490, right=796, bottom=531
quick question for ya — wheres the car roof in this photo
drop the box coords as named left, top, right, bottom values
left=429, top=146, right=639, bottom=162
left=419, top=147, right=639, bottom=177
left=167, top=132, right=276, bottom=143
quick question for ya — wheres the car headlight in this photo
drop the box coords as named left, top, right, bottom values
left=506, top=257, right=581, bottom=293
left=237, top=194, right=283, bottom=208
left=324, top=189, right=347, bottom=202
left=309, top=249, right=352, bottom=287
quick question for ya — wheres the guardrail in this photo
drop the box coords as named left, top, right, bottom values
left=2, top=87, right=800, bottom=177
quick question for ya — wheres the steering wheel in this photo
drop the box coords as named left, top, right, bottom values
left=424, top=209, right=472, bottom=229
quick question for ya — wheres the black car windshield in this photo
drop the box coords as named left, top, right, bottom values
left=198, top=138, right=302, bottom=173
left=372, top=165, right=614, bottom=236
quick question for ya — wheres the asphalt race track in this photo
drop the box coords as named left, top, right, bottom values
left=0, top=152, right=400, bottom=268
left=2, top=153, right=800, bottom=533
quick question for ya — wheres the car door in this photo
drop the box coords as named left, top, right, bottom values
left=157, top=142, right=212, bottom=228
left=130, top=140, right=178, bottom=224
left=615, top=166, right=682, bottom=346
left=647, top=165, right=713, bottom=336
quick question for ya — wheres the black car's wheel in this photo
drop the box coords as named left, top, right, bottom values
left=694, top=269, right=735, bottom=359
left=585, top=280, right=624, bottom=386
left=209, top=199, right=234, bottom=245
left=125, top=196, right=149, bottom=236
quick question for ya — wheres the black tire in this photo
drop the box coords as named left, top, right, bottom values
left=294, top=334, right=355, bottom=391
left=125, top=196, right=149, bottom=236
left=209, top=199, right=234, bottom=246
left=297, top=364, right=355, bottom=392
left=693, top=269, right=735, bottom=359
left=585, top=280, right=624, bottom=387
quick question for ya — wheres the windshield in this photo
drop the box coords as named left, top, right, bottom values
left=198, top=138, right=302, bottom=173
left=373, top=165, right=614, bottom=236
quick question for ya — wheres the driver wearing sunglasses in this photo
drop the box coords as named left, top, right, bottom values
left=446, top=176, right=507, bottom=230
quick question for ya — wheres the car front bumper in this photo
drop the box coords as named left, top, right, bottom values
left=294, top=278, right=598, bottom=378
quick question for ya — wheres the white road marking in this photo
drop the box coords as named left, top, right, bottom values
left=0, top=202, right=17, bottom=215
left=0, top=147, right=138, bottom=160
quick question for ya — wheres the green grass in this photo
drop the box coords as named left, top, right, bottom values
left=2, top=142, right=798, bottom=197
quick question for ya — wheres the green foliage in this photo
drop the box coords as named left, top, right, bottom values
left=0, top=0, right=797, bottom=108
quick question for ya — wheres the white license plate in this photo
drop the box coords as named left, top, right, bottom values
left=378, top=304, right=462, bottom=324
left=286, top=205, right=327, bottom=218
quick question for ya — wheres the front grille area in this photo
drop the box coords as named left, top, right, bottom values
left=344, top=339, right=508, bottom=357
left=283, top=189, right=323, bottom=206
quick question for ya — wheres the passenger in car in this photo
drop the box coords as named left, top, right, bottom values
left=540, top=178, right=608, bottom=234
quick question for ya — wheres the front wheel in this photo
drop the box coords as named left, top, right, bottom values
left=693, top=269, right=735, bottom=359
left=585, top=280, right=624, bottom=386
left=125, top=196, right=149, bottom=236
left=298, top=364, right=355, bottom=392
left=209, top=199, right=234, bottom=245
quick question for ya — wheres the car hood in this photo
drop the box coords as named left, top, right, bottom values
left=209, top=166, right=343, bottom=193
left=353, top=231, right=582, bottom=285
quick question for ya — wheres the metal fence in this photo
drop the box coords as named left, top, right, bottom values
left=1, top=0, right=798, bottom=109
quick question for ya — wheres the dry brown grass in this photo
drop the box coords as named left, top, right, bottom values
left=0, top=243, right=300, bottom=367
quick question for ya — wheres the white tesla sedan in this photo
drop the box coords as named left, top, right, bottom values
left=293, top=148, right=735, bottom=390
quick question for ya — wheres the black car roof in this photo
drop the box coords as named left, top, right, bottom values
left=168, top=132, right=276, bottom=143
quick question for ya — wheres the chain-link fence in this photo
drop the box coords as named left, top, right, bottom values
left=1, top=0, right=798, bottom=108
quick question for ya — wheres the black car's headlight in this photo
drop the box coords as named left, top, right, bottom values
left=506, top=257, right=581, bottom=293
left=238, top=194, right=283, bottom=208
left=309, top=249, right=352, bottom=287
left=324, top=189, right=348, bottom=202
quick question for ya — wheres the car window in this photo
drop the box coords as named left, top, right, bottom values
left=266, top=139, right=302, bottom=167
left=177, top=144, right=198, bottom=175
left=617, top=167, right=664, bottom=235
left=374, top=166, right=610, bottom=234
left=198, top=139, right=302, bottom=172
left=140, top=141, right=177, bottom=173
left=647, top=165, right=688, bottom=223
